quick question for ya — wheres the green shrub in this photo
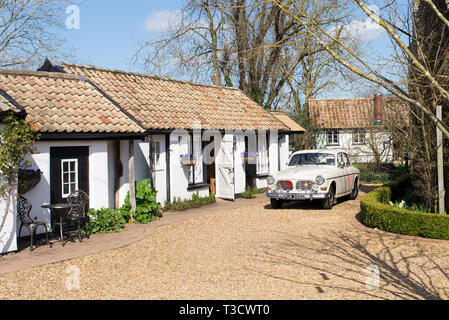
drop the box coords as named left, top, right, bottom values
left=85, top=208, right=126, bottom=234
left=241, top=187, right=257, bottom=199
left=241, top=187, right=267, bottom=199
left=164, top=193, right=216, bottom=212
left=354, top=164, right=408, bottom=184
left=121, top=179, right=162, bottom=224
left=360, top=175, right=449, bottom=240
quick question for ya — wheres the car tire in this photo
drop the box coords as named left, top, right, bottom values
left=270, top=198, right=283, bottom=209
left=321, top=186, right=335, bottom=210
left=349, top=180, right=359, bottom=200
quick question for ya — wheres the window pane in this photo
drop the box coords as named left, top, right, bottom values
left=63, top=162, right=69, bottom=172
left=70, top=161, right=76, bottom=172
left=63, top=173, right=69, bottom=183
left=63, top=184, right=69, bottom=195
left=70, top=183, right=77, bottom=193
left=70, top=173, right=76, bottom=183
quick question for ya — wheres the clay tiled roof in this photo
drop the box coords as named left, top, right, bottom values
left=269, top=111, right=305, bottom=132
left=0, top=93, right=21, bottom=114
left=0, top=70, right=145, bottom=134
left=309, top=97, right=409, bottom=129
left=60, top=63, right=290, bottom=131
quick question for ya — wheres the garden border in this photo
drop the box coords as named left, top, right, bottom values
left=359, top=175, right=449, bottom=241
left=351, top=212, right=449, bottom=244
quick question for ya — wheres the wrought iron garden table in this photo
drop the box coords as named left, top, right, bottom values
left=41, top=203, right=73, bottom=247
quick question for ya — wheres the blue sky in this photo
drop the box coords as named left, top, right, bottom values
left=59, top=0, right=184, bottom=72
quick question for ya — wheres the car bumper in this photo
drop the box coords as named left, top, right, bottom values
left=267, top=192, right=329, bottom=201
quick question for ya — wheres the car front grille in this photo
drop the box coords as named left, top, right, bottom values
left=296, top=181, right=314, bottom=191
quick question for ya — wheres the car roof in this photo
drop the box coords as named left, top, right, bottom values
left=291, top=149, right=347, bottom=156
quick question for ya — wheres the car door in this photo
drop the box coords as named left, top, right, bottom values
left=343, top=153, right=357, bottom=191
left=342, top=153, right=352, bottom=193
left=336, top=153, right=348, bottom=195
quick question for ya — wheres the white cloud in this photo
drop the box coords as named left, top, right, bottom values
left=347, top=5, right=385, bottom=42
left=145, top=10, right=182, bottom=32
left=348, top=19, right=385, bottom=42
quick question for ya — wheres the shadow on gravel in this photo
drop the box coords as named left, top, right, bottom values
left=246, top=230, right=449, bottom=300
left=263, top=197, right=353, bottom=211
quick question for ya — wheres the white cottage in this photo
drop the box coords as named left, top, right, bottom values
left=40, top=61, right=304, bottom=203
left=309, top=95, right=408, bottom=164
left=0, top=62, right=302, bottom=253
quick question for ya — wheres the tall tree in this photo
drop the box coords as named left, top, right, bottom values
left=0, top=0, right=70, bottom=68
left=137, top=0, right=354, bottom=109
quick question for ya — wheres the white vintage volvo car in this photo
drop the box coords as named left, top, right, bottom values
left=267, top=150, right=361, bottom=209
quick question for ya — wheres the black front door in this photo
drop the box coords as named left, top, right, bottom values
left=50, top=147, right=89, bottom=205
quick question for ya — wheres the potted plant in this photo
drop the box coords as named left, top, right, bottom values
left=242, top=152, right=258, bottom=164
left=180, top=154, right=197, bottom=167
left=18, top=169, right=42, bottom=195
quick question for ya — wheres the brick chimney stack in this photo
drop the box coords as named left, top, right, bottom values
left=373, top=94, right=383, bottom=125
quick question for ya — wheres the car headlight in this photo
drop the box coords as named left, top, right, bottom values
left=267, top=176, right=275, bottom=185
left=315, top=176, right=326, bottom=185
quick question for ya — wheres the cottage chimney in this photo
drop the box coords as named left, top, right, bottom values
left=373, top=94, right=383, bottom=125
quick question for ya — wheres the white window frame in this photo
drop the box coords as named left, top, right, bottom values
left=61, top=159, right=78, bottom=198
left=327, top=130, right=340, bottom=146
left=352, top=130, right=366, bottom=145
left=152, top=141, right=161, bottom=169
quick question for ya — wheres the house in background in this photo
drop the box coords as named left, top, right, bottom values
left=309, top=95, right=409, bottom=164
left=0, top=60, right=299, bottom=253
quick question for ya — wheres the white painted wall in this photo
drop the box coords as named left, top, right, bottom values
left=279, top=134, right=290, bottom=171
left=316, top=130, right=394, bottom=164
left=20, top=140, right=110, bottom=236
left=0, top=179, right=17, bottom=254
left=0, top=122, right=17, bottom=254
left=234, top=133, right=246, bottom=194
left=269, top=131, right=279, bottom=175
left=169, top=132, right=209, bottom=203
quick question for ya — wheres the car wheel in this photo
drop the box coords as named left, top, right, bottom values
left=270, top=198, right=283, bottom=209
left=349, top=181, right=359, bottom=200
left=322, top=186, right=335, bottom=210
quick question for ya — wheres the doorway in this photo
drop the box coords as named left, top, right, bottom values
left=50, top=147, right=89, bottom=205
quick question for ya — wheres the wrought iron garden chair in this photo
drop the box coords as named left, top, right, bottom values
left=17, top=196, right=50, bottom=251
left=67, top=190, right=90, bottom=242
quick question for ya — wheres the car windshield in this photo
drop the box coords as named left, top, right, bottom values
left=289, top=153, right=336, bottom=166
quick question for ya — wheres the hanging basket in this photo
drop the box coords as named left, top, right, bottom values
left=18, top=169, right=42, bottom=195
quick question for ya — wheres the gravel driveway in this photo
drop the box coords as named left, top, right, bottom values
left=1, top=187, right=449, bottom=300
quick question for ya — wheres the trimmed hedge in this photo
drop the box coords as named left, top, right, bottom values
left=360, top=175, right=449, bottom=240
